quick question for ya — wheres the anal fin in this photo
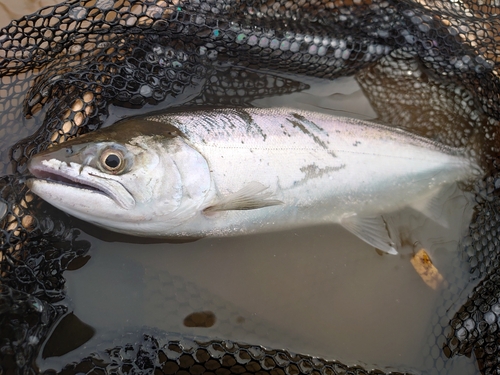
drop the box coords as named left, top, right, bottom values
left=340, top=214, right=398, bottom=255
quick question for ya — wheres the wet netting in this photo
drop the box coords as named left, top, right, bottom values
left=1, top=0, right=500, bottom=374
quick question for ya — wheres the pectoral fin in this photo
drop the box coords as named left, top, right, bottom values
left=340, top=214, right=398, bottom=255
left=204, top=182, right=283, bottom=213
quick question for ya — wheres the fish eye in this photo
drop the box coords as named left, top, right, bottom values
left=105, top=154, right=120, bottom=168
left=99, top=149, right=125, bottom=173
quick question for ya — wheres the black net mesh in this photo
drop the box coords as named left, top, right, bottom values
left=2, top=0, right=500, bottom=374
left=46, top=331, right=413, bottom=375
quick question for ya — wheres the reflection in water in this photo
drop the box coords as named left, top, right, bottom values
left=41, top=313, right=95, bottom=359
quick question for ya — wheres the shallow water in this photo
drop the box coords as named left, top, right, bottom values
left=0, top=1, right=485, bottom=374
left=37, top=183, right=479, bottom=374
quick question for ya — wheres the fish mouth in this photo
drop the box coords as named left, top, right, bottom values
left=29, top=160, right=105, bottom=194
left=27, top=157, right=135, bottom=209
left=28, top=166, right=102, bottom=193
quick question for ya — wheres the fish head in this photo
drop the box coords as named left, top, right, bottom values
left=27, top=119, right=212, bottom=236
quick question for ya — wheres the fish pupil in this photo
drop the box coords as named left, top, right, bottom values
left=105, top=154, right=120, bottom=168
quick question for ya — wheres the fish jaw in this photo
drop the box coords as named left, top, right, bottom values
left=28, top=156, right=136, bottom=211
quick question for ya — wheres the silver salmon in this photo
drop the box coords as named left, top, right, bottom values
left=27, top=107, right=481, bottom=254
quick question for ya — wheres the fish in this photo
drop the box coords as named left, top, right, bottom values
left=26, top=107, right=481, bottom=254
